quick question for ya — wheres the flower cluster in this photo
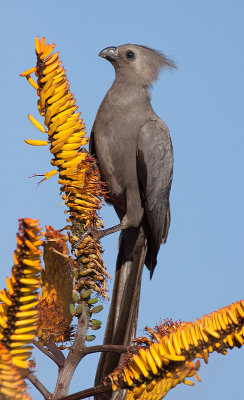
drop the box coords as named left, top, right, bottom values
left=0, top=218, right=42, bottom=371
left=37, top=290, right=74, bottom=345
left=108, top=300, right=244, bottom=400
left=20, top=37, right=106, bottom=231
left=37, top=226, right=74, bottom=344
left=0, top=343, right=31, bottom=400
left=20, top=37, right=110, bottom=341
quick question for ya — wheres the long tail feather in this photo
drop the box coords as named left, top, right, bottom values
left=95, top=227, right=147, bottom=399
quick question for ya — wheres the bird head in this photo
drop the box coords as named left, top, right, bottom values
left=99, top=44, right=176, bottom=86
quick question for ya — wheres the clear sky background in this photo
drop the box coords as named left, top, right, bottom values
left=0, top=1, right=243, bottom=399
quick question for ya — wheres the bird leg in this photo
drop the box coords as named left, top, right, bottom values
left=74, top=222, right=125, bottom=248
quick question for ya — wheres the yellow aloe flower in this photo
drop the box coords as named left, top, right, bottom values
left=20, top=37, right=111, bottom=341
left=0, top=343, right=32, bottom=399
left=0, top=218, right=42, bottom=370
left=107, top=300, right=244, bottom=400
left=20, top=36, right=106, bottom=233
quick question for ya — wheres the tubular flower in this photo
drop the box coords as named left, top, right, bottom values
left=0, top=343, right=32, bottom=400
left=108, top=300, right=244, bottom=400
left=19, top=36, right=105, bottom=227
left=37, top=288, right=74, bottom=344
left=37, top=226, right=74, bottom=343
left=42, top=226, right=73, bottom=322
left=20, top=37, right=110, bottom=310
left=0, top=218, right=42, bottom=370
left=73, top=234, right=111, bottom=300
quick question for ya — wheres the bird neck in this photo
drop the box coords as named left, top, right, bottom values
left=109, top=77, right=152, bottom=106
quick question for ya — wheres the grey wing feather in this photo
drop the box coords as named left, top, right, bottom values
left=137, top=119, right=173, bottom=274
left=89, top=128, right=96, bottom=157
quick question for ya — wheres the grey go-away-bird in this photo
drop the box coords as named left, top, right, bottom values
left=89, top=44, right=175, bottom=397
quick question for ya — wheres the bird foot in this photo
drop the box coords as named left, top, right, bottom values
left=74, top=227, right=102, bottom=248
left=74, top=222, right=125, bottom=249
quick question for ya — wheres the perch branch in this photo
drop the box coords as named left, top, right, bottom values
left=27, top=372, right=51, bottom=399
left=83, top=344, right=129, bottom=355
left=52, top=303, right=91, bottom=399
left=33, top=340, right=65, bottom=368
left=59, top=384, right=112, bottom=400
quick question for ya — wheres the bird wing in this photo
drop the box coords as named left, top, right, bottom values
left=137, top=119, right=173, bottom=273
left=89, top=128, right=96, bottom=157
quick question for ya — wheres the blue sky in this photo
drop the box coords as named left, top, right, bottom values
left=0, top=1, right=243, bottom=399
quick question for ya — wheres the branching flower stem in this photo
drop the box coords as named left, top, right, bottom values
left=54, top=346, right=132, bottom=399
left=27, top=373, right=51, bottom=399
left=31, top=342, right=130, bottom=398
left=53, top=303, right=91, bottom=399
left=83, top=344, right=130, bottom=355
left=46, top=341, right=66, bottom=366
left=58, top=384, right=112, bottom=400
left=33, top=340, right=65, bottom=368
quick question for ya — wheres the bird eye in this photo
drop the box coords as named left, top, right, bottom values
left=126, top=50, right=135, bottom=59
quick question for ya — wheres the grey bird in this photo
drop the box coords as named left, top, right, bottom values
left=90, top=44, right=175, bottom=397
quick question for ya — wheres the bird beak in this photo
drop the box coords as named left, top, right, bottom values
left=99, top=47, right=118, bottom=61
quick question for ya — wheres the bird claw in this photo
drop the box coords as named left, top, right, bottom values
left=86, top=227, right=102, bottom=241
left=74, top=227, right=101, bottom=249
